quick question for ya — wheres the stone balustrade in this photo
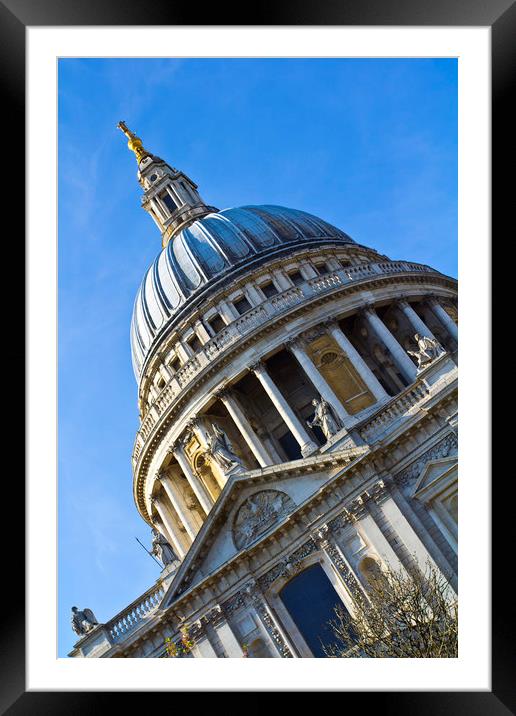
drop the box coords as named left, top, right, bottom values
left=139, top=412, right=157, bottom=443
left=358, top=382, right=431, bottom=443
left=357, top=352, right=457, bottom=444
left=132, top=259, right=440, bottom=465
left=106, top=583, right=166, bottom=643
left=204, top=323, right=239, bottom=359
left=269, top=286, right=304, bottom=312
left=175, top=355, right=202, bottom=388
left=308, top=271, right=342, bottom=292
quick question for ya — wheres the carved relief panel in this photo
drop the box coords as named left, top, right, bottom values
left=232, top=490, right=296, bottom=550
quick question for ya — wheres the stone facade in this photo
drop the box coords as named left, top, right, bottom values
left=68, top=128, right=458, bottom=658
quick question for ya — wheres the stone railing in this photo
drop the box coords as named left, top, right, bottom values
left=139, top=412, right=157, bottom=444
left=106, top=583, right=166, bottom=644
left=358, top=382, right=431, bottom=443
left=269, top=286, right=304, bottom=312
left=133, top=259, right=439, bottom=465
left=175, top=355, right=202, bottom=388
left=358, top=354, right=457, bottom=443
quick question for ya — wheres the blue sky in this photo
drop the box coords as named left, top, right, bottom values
left=58, top=57, right=457, bottom=657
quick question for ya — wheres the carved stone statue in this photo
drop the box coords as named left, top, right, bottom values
left=206, top=423, right=242, bottom=473
left=71, top=606, right=99, bottom=637
left=407, top=333, right=445, bottom=370
left=151, top=528, right=177, bottom=566
left=307, top=396, right=344, bottom=440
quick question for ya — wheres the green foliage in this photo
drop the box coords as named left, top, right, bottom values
left=164, top=623, right=195, bottom=657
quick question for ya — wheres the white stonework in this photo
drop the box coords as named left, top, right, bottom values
left=69, top=128, right=458, bottom=658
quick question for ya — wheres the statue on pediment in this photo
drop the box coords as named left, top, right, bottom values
left=307, top=396, right=344, bottom=440
left=206, top=423, right=243, bottom=474
left=408, top=333, right=445, bottom=370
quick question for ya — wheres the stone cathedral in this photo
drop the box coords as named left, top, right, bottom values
left=69, top=123, right=458, bottom=658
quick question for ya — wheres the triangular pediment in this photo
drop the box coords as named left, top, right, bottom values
left=161, top=445, right=369, bottom=607
left=412, top=456, right=457, bottom=500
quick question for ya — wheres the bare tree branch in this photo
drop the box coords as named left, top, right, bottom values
left=325, top=560, right=458, bottom=658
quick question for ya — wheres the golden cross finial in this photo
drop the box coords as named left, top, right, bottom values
left=117, top=120, right=150, bottom=163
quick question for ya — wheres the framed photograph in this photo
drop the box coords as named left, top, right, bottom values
left=7, top=0, right=509, bottom=710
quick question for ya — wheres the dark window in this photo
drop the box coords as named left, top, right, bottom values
left=187, top=334, right=202, bottom=353
left=233, top=295, right=252, bottom=315
left=288, top=270, right=304, bottom=286
left=170, top=357, right=181, bottom=373
left=280, top=564, right=350, bottom=657
left=278, top=431, right=302, bottom=460
left=260, top=281, right=278, bottom=298
left=157, top=377, right=165, bottom=390
left=314, top=263, right=330, bottom=275
left=160, top=191, right=178, bottom=214
left=208, top=314, right=226, bottom=334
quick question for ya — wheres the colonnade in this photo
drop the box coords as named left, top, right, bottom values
left=150, top=295, right=457, bottom=555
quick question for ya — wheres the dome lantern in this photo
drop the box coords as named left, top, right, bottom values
left=117, top=121, right=219, bottom=248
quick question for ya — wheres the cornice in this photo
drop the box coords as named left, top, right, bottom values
left=136, top=239, right=378, bottom=388
left=164, top=444, right=369, bottom=597
left=133, top=269, right=457, bottom=521
left=113, top=416, right=458, bottom=656
left=137, top=256, right=455, bottom=407
left=161, top=391, right=456, bottom=605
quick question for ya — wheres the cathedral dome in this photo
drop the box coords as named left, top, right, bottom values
left=130, top=204, right=356, bottom=380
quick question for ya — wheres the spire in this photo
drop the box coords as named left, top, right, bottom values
left=117, top=120, right=151, bottom=163
left=117, top=121, right=219, bottom=248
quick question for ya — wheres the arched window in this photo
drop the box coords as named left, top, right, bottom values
left=359, top=557, right=387, bottom=590
left=247, top=638, right=271, bottom=658
left=279, top=563, right=349, bottom=657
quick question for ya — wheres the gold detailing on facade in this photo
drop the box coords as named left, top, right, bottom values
left=117, top=120, right=151, bottom=163
left=306, top=333, right=375, bottom=415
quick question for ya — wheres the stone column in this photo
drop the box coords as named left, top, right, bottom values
left=286, top=337, right=352, bottom=428
left=311, top=524, right=369, bottom=605
left=325, top=320, right=389, bottom=402
left=151, top=498, right=186, bottom=560
left=371, top=479, right=455, bottom=592
left=272, top=269, right=292, bottom=292
left=193, top=319, right=211, bottom=344
left=218, top=298, right=239, bottom=323
left=388, top=481, right=458, bottom=580
left=427, top=297, right=458, bottom=341
left=396, top=298, right=437, bottom=340
left=251, top=360, right=318, bottom=456
left=348, top=493, right=406, bottom=573
left=189, top=620, right=218, bottom=658
left=206, top=605, right=244, bottom=657
left=157, top=471, right=199, bottom=541
left=175, top=342, right=191, bottom=365
left=243, top=581, right=296, bottom=658
left=217, top=388, right=273, bottom=467
left=149, top=198, right=166, bottom=223
left=170, top=439, right=213, bottom=515
left=361, top=305, right=418, bottom=383
left=147, top=208, right=163, bottom=231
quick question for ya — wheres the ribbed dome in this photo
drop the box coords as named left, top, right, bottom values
left=130, top=205, right=355, bottom=380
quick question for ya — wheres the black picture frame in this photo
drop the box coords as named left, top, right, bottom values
left=5, top=0, right=510, bottom=711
